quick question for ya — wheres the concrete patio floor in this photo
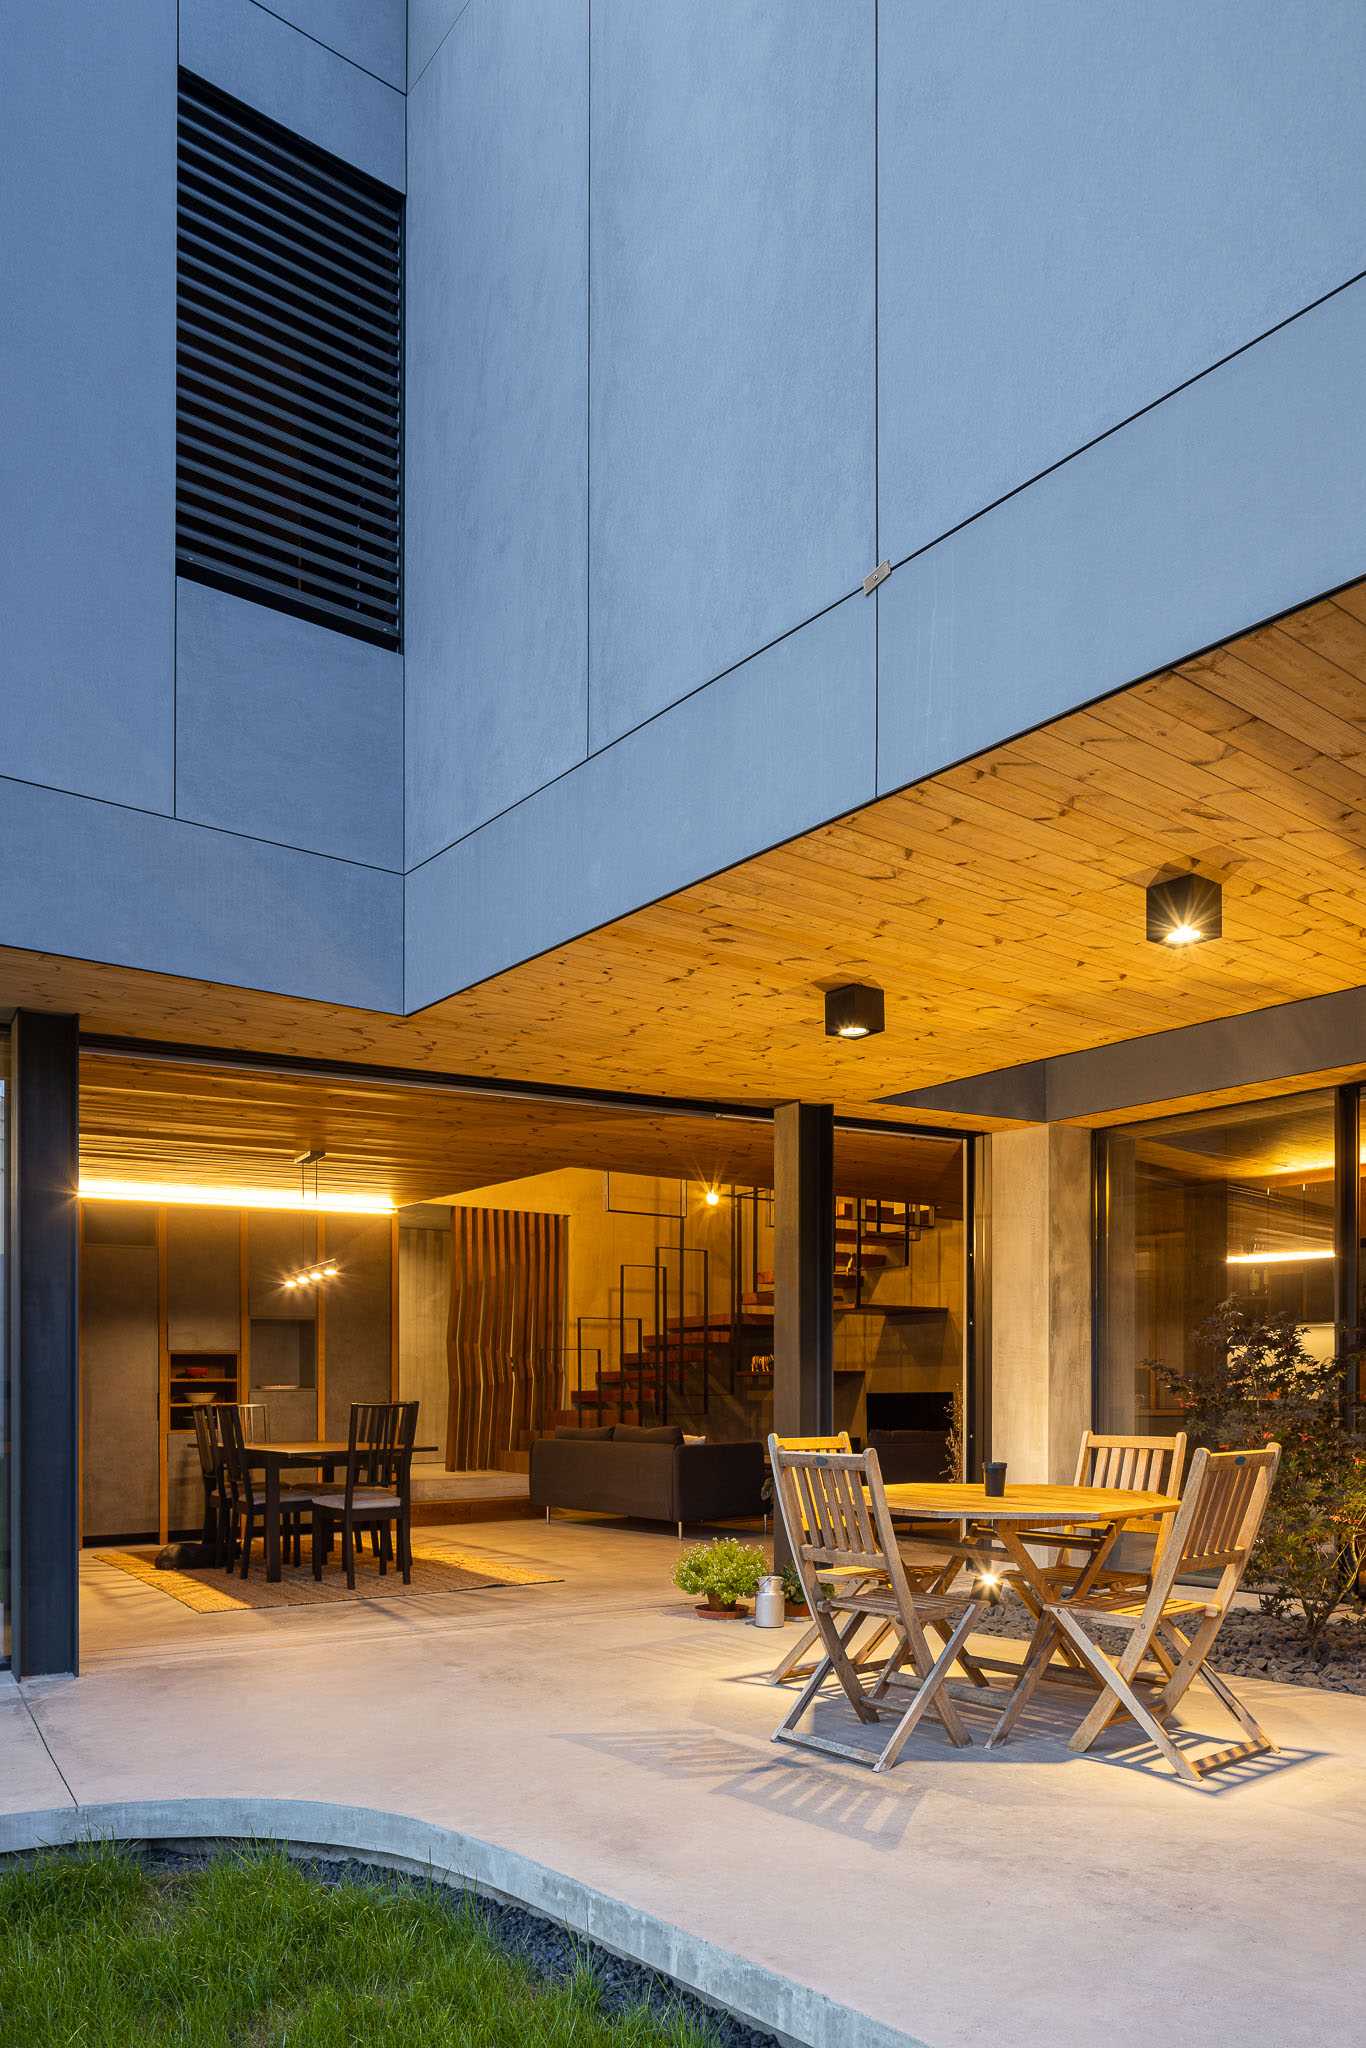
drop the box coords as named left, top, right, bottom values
left=4, top=1516, right=1363, bottom=2048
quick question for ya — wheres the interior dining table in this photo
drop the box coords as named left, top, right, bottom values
left=243, top=1440, right=437, bottom=1581
left=882, top=1479, right=1182, bottom=1689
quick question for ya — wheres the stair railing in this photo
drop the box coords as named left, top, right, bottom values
left=654, top=1243, right=711, bottom=1417
left=619, top=1260, right=660, bottom=1422
left=575, top=1313, right=643, bottom=1423
left=572, top=1335, right=603, bottom=1420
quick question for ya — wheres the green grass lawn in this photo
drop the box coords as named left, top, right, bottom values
left=0, top=1845, right=719, bottom=2047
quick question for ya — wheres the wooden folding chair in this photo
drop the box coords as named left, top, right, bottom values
left=989, top=1444, right=1281, bottom=1783
left=770, top=1444, right=989, bottom=1771
left=766, top=1433, right=956, bottom=1685
left=989, top=1429, right=1190, bottom=1678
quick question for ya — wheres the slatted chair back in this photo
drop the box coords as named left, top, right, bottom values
left=218, top=1401, right=256, bottom=1514
left=1142, top=1444, right=1280, bottom=1625
left=772, top=1433, right=853, bottom=1455
left=236, top=1402, right=268, bottom=1442
left=191, top=1403, right=221, bottom=1481
left=345, top=1400, right=418, bottom=1499
left=770, top=1443, right=915, bottom=1616
left=1074, top=1428, right=1188, bottom=1545
left=774, top=1441, right=847, bottom=1540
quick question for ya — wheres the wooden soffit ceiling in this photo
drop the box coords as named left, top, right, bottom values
left=76, top=1058, right=964, bottom=1209
left=5, top=581, right=1366, bottom=1129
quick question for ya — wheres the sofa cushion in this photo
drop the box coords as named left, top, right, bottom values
left=613, top=1424, right=684, bottom=1444
left=554, top=1424, right=614, bottom=1440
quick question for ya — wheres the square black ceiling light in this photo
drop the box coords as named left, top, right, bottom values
left=824, top=984, right=885, bottom=1039
left=1145, top=872, right=1223, bottom=947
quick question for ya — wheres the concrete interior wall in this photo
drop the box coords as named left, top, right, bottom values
left=988, top=1125, right=1093, bottom=1483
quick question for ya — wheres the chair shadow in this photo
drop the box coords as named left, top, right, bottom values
left=990, top=1687, right=1324, bottom=1793
left=560, top=1725, right=925, bottom=1850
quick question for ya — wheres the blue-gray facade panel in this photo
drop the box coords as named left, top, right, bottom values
left=251, top=0, right=406, bottom=90
left=0, top=0, right=176, bottom=816
left=587, top=0, right=875, bottom=751
left=180, top=0, right=405, bottom=189
left=405, top=0, right=589, bottom=867
left=408, top=0, right=470, bottom=88
left=174, top=581, right=403, bottom=871
left=0, top=778, right=401, bottom=1009
left=406, top=593, right=876, bottom=1009
left=877, top=0, right=1366, bottom=567
left=875, top=280, right=1366, bottom=799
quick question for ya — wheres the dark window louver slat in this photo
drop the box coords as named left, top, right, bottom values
left=176, top=72, right=402, bottom=649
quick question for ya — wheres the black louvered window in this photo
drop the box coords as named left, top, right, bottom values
left=176, top=72, right=402, bottom=649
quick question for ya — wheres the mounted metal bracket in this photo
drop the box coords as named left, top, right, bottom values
left=862, top=559, right=891, bottom=595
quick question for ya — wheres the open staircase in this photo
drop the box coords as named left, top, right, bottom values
left=520, top=1195, right=939, bottom=1449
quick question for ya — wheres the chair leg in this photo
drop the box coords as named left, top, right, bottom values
left=377, top=1521, right=388, bottom=1576
left=342, top=1516, right=355, bottom=1590
left=768, top=1615, right=823, bottom=1685
left=312, top=1511, right=326, bottom=1581
left=774, top=1609, right=876, bottom=1753
left=1053, top=1611, right=1201, bottom=1784
left=986, top=1616, right=1063, bottom=1747
left=399, top=1512, right=412, bottom=1585
left=888, top=1608, right=973, bottom=1747
left=873, top=1602, right=984, bottom=1770
left=1193, top=1660, right=1276, bottom=1753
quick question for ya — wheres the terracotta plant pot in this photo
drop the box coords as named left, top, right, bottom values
left=695, top=1596, right=749, bottom=1619
left=785, top=1600, right=810, bottom=1621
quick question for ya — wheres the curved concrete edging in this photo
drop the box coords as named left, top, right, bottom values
left=0, top=1798, right=928, bottom=2048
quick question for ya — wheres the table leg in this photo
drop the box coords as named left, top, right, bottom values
left=991, top=1519, right=1126, bottom=1698
left=265, top=1462, right=281, bottom=1581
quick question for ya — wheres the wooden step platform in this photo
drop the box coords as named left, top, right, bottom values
left=408, top=1466, right=535, bottom=1525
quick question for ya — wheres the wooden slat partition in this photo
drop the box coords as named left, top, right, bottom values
left=446, top=1206, right=566, bottom=1471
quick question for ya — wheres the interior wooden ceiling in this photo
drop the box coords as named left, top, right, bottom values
left=5, top=582, right=1366, bottom=1133
left=1116, top=1090, right=1339, bottom=1186
left=77, top=1057, right=965, bottom=1208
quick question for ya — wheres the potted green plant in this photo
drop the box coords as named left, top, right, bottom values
left=779, top=1559, right=810, bottom=1619
left=673, top=1537, right=769, bottom=1618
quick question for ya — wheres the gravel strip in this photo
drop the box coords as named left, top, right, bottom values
left=141, top=1843, right=778, bottom=2047
left=967, top=1595, right=1366, bottom=1694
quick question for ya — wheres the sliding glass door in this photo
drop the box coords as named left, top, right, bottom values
left=1096, top=1089, right=1338, bottom=1431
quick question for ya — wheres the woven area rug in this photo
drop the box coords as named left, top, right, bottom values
left=95, top=1545, right=560, bottom=1613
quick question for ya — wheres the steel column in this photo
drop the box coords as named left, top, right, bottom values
left=10, top=1011, right=80, bottom=1677
left=773, top=1102, right=834, bottom=1439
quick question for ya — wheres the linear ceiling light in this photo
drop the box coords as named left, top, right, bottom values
left=79, top=1179, right=394, bottom=1215
left=1225, top=1247, right=1334, bottom=1265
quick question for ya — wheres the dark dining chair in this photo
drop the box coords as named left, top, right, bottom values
left=311, top=1401, right=418, bottom=1589
left=236, top=1401, right=268, bottom=1441
left=218, top=1404, right=312, bottom=1578
left=191, top=1403, right=228, bottom=1563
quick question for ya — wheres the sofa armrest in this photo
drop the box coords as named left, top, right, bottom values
left=673, top=1440, right=766, bottom=1523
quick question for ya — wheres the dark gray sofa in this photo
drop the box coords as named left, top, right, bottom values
left=530, top=1425, right=765, bottom=1536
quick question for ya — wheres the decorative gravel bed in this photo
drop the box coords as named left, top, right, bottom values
left=969, top=1595, right=1366, bottom=1694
